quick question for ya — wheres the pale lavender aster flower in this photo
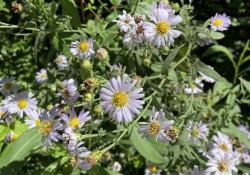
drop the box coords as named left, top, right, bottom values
left=100, top=74, right=144, bottom=123
left=210, top=131, right=233, bottom=155
left=55, top=54, right=67, bottom=70
left=210, top=13, right=231, bottom=31
left=144, top=6, right=182, bottom=47
left=206, top=151, right=238, bottom=175
left=70, top=38, right=95, bottom=59
left=145, top=163, right=162, bottom=175
left=185, top=78, right=204, bottom=94
left=138, top=107, right=174, bottom=142
left=0, top=76, right=19, bottom=95
left=35, top=69, right=48, bottom=83
left=61, top=108, right=91, bottom=129
left=60, top=79, right=80, bottom=104
left=25, top=110, right=41, bottom=128
left=7, top=91, right=37, bottom=118
left=185, top=120, right=209, bottom=145
left=113, top=10, right=135, bottom=33
left=39, top=107, right=63, bottom=147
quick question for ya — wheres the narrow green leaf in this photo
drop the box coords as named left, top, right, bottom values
left=239, top=78, right=250, bottom=93
left=150, top=62, right=162, bottom=73
left=238, top=165, right=250, bottom=173
left=195, top=60, right=224, bottom=81
left=129, top=126, right=166, bottom=164
left=146, top=81, right=163, bottom=92
left=162, top=47, right=179, bottom=75
left=210, top=31, right=225, bottom=40
left=0, top=127, right=41, bottom=175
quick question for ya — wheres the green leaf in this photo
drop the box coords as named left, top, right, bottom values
left=212, top=81, right=232, bottom=104
left=150, top=62, right=162, bottom=72
left=162, top=47, right=179, bottom=75
left=41, top=156, right=68, bottom=175
left=0, top=127, right=41, bottom=175
left=238, top=165, right=250, bottom=173
left=195, top=60, right=224, bottom=81
left=227, top=123, right=250, bottom=149
left=146, top=81, right=163, bottom=92
left=59, top=0, right=81, bottom=27
left=129, top=126, right=166, bottom=164
left=210, top=31, right=225, bottom=40
left=109, top=0, right=123, bottom=5
left=239, top=78, right=250, bottom=93
left=105, top=168, right=123, bottom=175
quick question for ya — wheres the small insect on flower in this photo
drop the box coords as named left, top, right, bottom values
left=0, top=76, right=19, bottom=95
left=35, top=69, right=48, bottom=83
left=100, top=74, right=144, bottom=123
left=210, top=13, right=231, bottom=31
left=70, top=38, right=95, bottom=59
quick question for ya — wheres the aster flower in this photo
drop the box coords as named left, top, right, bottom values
left=144, top=5, right=182, bottom=47
left=7, top=91, right=38, bottom=118
left=113, top=10, right=135, bottom=33
left=0, top=76, right=19, bottom=95
left=100, top=74, right=144, bottom=123
left=111, top=161, right=122, bottom=172
left=61, top=108, right=91, bottom=129
left=55, top=54, right=67, bottom=70
left=62, top=127, right=78, bottom=151
left=39, top=107, right=63, bottom=147
left=70, top=38, right=95, bottom=59
left=185, top=78, right=204, bottom=94
left=25, top=110, right=41, bottom=128
left=180, top=165, right=205, bottom=175
left=35, top=69, right=48, bottom=83
left=60, top=79, right=80, bottom=104
left=199, top=66, right=216, bottom=83
left=138, top=107, right=174, bottom=142
left=211, top=131, right=233, bottom=155
left=206, top=151, right=238, bottom=175
left=185, top=120, right=209, bottom=145
left=145, top=163, right=162, bottom=175
left=210, top=13, right=231, bottom=31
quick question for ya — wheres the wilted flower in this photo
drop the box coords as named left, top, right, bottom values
left=70, top=38, right=95, bottom=59
left=0, top=76, right=19, bottom=95
left=185, top=78, right=204, bottom=94
left=55, top=54, right=67, bottom=70
left=60, top=79, right=80, bottom=104
left=210, top=13, right=231, bottom=31
left=25, top=110, right=41, bottom=128
left=4, top=131, right=19, bottom=143
left=100, top=74, right=144, bottom=123
left=35, top=69, right=48, bottom=83
left=78, top=151, right=102, bottom=170
left=179, top=165, right=205, bottom=175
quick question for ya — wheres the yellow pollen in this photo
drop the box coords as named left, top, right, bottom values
left=40, top=73, right=47, bottom=79
left=191, top=127, right=200, bottom=138
left=69, top=117, right=80, bottom=128
left=78, top=41, right=89, bottom=52
left=17, top=99, right=28, bottom=109
left=156, top=21, right=170, bottom=34
left=190, top=84, right=197, bottom=90
left=0, top=111, right=6, bottom=118
left=148, top=121, right=161, bottom=135
left=219, top=143, right=229, bottom=152
left=217, top=160, right=229, bottom=172
left=55, top=57, right=62, bottom=64
left=213, top=18, right=223, bottom=27
left=11, top=134, right=19, bottom=142
left=112, top=91, right=129, bottom=107
left=150, top=165, right=157, bottom=174
left=35, top=119, right=41, bottom=126
left=4, top=82, right=12, bottom=89
left=40, top=120, right=52, bottom=136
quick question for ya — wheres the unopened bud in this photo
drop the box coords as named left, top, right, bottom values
left=84, top=93, right=93, bottom=102
left=96, top=48, right=109, bottom=63
left=143, top=58, right=151, bottom=67
left=81, top=59, right=92, bottom=71
left=94, top=105, right=103, bottom=114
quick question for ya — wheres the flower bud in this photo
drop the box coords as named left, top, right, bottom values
left=94, top=105, right=103, bottom=114
left=84, top=93, right=93, bottom=102
left=171, top=3, right=180, bottom=11
left=143, top=58, right=151, bottom=67
left=81, top=59, right=92, bottom=71
left=96, top=48, right=109, bottom=63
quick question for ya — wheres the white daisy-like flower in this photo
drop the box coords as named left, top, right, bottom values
left=70, top=38, right=95, bottom=59
left=199, top=66, right=216, bottom=83
left=7, top=91, right=38, bottom=118
left=210, top=13, right=231, bottom=31
left=35, top=69, right=48, bottom=83
left=100, top=74, right=145, bottom=123
left=0, top=76, right=19, bottom=95
left=145, top=164, right=162, bottom=175
left=185, top=120, right=209, bottom=145
left=25, top=110, right=41, bottom=128
left=144, top=6, right=182, bottom=48
left=55, top=54, right=67, bottom=70
left=138, top=107, right=174, bottom=142
left=185, top=78, right=204, bottom=94
left=111, top=161, right=122, bottom=172
left=211, top=131, right=233, bottom=155
left=206, top=151, right=238, bottom=175
left=113, top=10, right=135, bottom=33
left=149, top=1, right=171, bottom=20
left=60, top=79, right=80, bottom=104
left=39, top=107, right=63, bottom=147
left=61, top=108, right=91, bottom=129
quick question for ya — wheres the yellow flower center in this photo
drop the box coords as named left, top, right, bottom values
left=40, top=120, right=52, bottom=136
left=217, top=160, right=229, bottom=172
left=150, top=165, right=157, bottom=174
left=3, top=82, right=12, bottom=89
left=219, top=143, right=229, bottom=152
left=191, top=127, right=200, bottom=138
left=0, top=110, right=6, bottom=118
left=156, top=21, right=170, bottom=34
left=40, top=73, right=47, bottom=79
left=69, top=117, right=80, bottom=128
left=78, top=41, right=89, bottom=52
left=17, top=99, right=28, bottom=109
left=190, top=84, right=197, bottom=90
left=11, top=134, right=19, bottom=142
left=213, top=18, right=222, bottom=27
left=148, top=121, right=161, bottom=135
left=35, top=119, right=41, bottom=126
left=112, top=91, right=129, bottom=107
left=55, top=57, right=62, bottom=64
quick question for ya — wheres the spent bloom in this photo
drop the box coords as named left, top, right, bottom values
left=55, top=54, right=68, bottom=70
left=35, top=69, right=48, bottom=83
left=138, top=107, right=174, bottom=142
left=60, top=79, right=80, bottom=104
left=144, top=4, right=182, bottom=47
left=7, top=91, right=38, bottom=118
left=210, top=13, right=231, bottom=31
left=100, top=74, right=144, bottom=123
left=0, top=76, right=19, bottom=95
left=113, top=10, right=135, bottom=33
left=25, top=110, right=41, bottom=128
left=4, top=131, right=19, bottom=143
left=61, top=108, right=91, bottom=130
left=70, top=38, right=95, bottom=59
